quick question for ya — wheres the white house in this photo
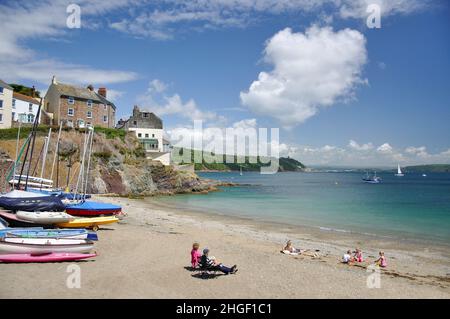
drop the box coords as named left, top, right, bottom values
left=0, top=79, right=13, bottom=129
left=12, top=92, right=41, bottom=124
left=116, top=105, right=171, bottom=165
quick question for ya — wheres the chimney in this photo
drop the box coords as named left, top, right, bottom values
left=51, top=75, right=57, bottom=84
left=87, top=84, right=94, bottom=91
left=98, top=87, right=107, bottom=98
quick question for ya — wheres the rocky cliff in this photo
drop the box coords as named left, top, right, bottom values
left=0, top=127, right=220, bottom=196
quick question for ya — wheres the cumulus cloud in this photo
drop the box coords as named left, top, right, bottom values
left=348, top=139, right=374, bottom=151
left=240, top=26, right=368, bottom=127
left=287, top=140, right=450, bottom=167
left=377, top=143, right=393, bottom=154
left=137, top=79, right=225, bottom=124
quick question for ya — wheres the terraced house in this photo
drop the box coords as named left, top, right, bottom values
left=0, top=79, right=13, bottom=129
left=44, top=76, right=116, bottom=128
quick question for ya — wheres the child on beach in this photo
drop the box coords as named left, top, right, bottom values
left=342, top=250, right=354, bottom=263
left=354, top=248, right=363, bottom=262
left=375, top=251, right=387, bottom=268
left=191, top=242, right=202, bottom=268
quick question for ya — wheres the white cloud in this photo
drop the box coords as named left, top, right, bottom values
left=0, top=0, right=138, bottom=85
left=107, top=0, right=428, bottom=39
left=105, top=89, right=124, bottom=102
left=240, top=26, right=368, bottom=127
left=348, top=139, right=374, bottom=151
left=377, top=143, right=393, bottom=154
left=137, top=80, right=225, bottom=124
left=288, top=141, right=450, bottom=167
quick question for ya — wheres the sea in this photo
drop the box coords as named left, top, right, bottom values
left=155, top=171, right=450, bottom=245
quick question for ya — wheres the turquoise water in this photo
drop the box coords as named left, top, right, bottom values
left=157, top=172, right=450, bottom=244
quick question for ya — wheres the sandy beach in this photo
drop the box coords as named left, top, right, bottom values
left=1, top=195, right=449, bottom=299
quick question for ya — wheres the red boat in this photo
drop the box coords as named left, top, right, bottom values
left=65, top=201, right=121, bottom=217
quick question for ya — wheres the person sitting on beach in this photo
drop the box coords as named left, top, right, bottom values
left=342, top=250, right=355, bottom=264
left=374, top=251, right=387, bottom=268
left=283, top=240, right=302, bottom=254
left=200, top=248, right=238, bottom=275
left=354, top=248, right=363, bottom=262
left=191, top=242, right=202, bottom=268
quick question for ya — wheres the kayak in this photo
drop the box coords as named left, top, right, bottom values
left=0, top=237, right=94, bottom=254
left=0, top=211, right=53, bottom=228
left=16, top=211, right=75, bottom=224
left=57, top=216, right=119, bottom=231
left=65, top=201, right=121, bottom=217
left=0, top=252, right=96, bottom=263
left=0, top=228, right=98, bottom=241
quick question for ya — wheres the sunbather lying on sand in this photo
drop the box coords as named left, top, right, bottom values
left=281, top=240, right=319, bottom=257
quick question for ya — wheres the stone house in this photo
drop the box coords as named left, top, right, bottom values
left=44, top=76, right=116, bottom=128
left=117, top=105, right=171, bottom=165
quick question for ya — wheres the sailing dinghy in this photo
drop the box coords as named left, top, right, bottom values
left=0, top=252, right=96, bottom=263
left=0, top=237, right=94, bottom=254
left=16, top=210, right=75, bottom=224
left=0, top=190, right=65, bottom=212
left=395, top=164, right=404, bottom=177
left=65, top=201, right=122, bottom=217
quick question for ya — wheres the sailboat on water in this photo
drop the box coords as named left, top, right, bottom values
left=395, top=164, right=404, bottom=177
left=362, top=171, right=381, bottom=184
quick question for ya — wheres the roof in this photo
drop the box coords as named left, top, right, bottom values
left=0, top=79, right=13, bottom=91
left=53, top=82, right=115, bottom=108
left=13, top=92, right=40, bottom=104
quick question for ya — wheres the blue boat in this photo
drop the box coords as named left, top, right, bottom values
left=66, top=201, right=122, bottom=217
left=0, top=190, right=66, bottom=212
left=0, top=217, right=98, bottom=240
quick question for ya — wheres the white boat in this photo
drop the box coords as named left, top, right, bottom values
left=9, top=175, right=54, bottom=189
left=0, top=237, right=94, bottom=254
left=395, top=164, right=404, bottom=177
left=422, top=173, right=427, bottom=177
left=16, top=211, right=75, bottom=224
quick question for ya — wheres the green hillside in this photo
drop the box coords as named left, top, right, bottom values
left=173, top=148, right=305, bottom=172
left=404, top=164, right=450, bottom=173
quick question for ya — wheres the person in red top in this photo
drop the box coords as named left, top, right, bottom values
left=191, top=242, right=202, bottom=268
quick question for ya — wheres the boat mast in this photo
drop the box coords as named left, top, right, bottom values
left=39, top=128, right=52, bottom=190
left=49, top=122, right=63, bottom=188
left=73, top=128, right=89, bottom=202
left=82, top=127, right=94, bottom=200
left=12, top=121, right=22, bottom=189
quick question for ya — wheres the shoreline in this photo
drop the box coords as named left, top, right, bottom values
left=1, top=195, right=449, bottom=298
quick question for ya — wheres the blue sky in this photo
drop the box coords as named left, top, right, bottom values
left=0, top=0, right=449, bottom=166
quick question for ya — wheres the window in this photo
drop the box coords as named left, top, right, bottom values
left=145, top=133, right=149, bottom=138
left=87, top=100, right=93, bottom=107
left=19, top=114, right=27, bottom=122
left=78, top=119, right=85, bottom=128
left=0, top=100, right=3, bottom=108
left=68, top=108, right=74, bottom=116
left=27, top=114, right=34, bottom=123
left=103, top=104, right=107, bottom=110
left=133, top=120, right=137, bottom=125
left=87, top=111, right=92, bottom=118
left=86, top=122, right=92, bottom=128
left=143, top=113, right=149, bottom=118
left=0, top=87, right=3, bottom=94
left=67, top=119, right=73, bottom=127
left=103, top=115, right=108, bottom=123
left=152, top=134, right=155, bottom=138
left=138, top=133, right=142, bottom=138
left=12, top=112, right=15, bottom=120
left=29, top=103, right=33, bottom=112
left=12, top=99, right=16, bottom=108
left=0, top=114, right=2, bottom=122
left=68, top=96, right=74, bottom=104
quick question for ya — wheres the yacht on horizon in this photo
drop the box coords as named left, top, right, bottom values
left=395, top=164, right=404, bottom=177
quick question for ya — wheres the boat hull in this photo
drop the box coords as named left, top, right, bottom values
left=16, top=211, right=74, bottom=224
left=0, top=238, right=94, bottom=254
left=57, top=216, right=119, bottom=229
left=0, top=253, right=96, bottom=263
left=65, top=201, right=121, bottom=216
left=0, top=211, right=54, bottom=228
left=0, top=229, right=98, bottom=241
